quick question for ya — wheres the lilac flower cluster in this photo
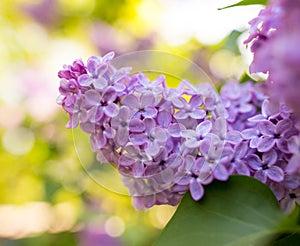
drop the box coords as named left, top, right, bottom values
left=220, top=81, right=300, bottom=213
left=245, top=0, right=300, bottom=120
left=57, top=52, right=240, bottom=209
left=58, top=53, right=300, bottom=212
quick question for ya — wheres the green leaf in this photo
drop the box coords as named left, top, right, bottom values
left=154, top=175, right=300, bottom=246
left=219, top=0, right=267, bottom=10
left=239, top=72, right=255, bottom=83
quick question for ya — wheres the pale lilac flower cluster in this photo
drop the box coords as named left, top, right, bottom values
left=221, top=81, right=300, bottom=213
left=245, top=0, right=300, bottom=120
left=57, top=52, right=241, bottom=209
left=58, top=53, right=300, bottom=212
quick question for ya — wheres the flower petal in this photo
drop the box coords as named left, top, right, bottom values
left=129, top=119, right=145, bottom=133
left=84, top=90, right=101, bottom=106
left=143, top=106, right=158, bottom=118
left=189, top=109, right=206, bottom=119
left=116, top=127, right=129, bottom=146
left=226, top=130, right=242, bottom=144
left=157, top=110, right=172, bottom=128
left=235, top=162, right=250, bottom=176
left=102, top=88, right=117, bottom=103
left=140, top=93, right=155, bottom=107
left=93, top=77, right=108, bottom=90
left=168, top=123, right=183, bottom=137
left=285, top=153, right=300, bottom=174
left=129, top=134, right=148, bottom=145
left=266, top=166, right=284, bottom=182
left=254, top=170, right=267, bottom=183
left=151, top=128, right=168, bottom=142
left=259, top=121, right=275, bottom=136
left=103, top=103, right=119, bottom=117
left=146, top=141, right=160, bottom=156
left=241, top=128, right=258, bottom=139
left=119, top=155, right=134, bottom=166
left=123, top=94, right=139, bottom=108
left=189, top=179, right=204, bottom=201
left=276, top=119, right=292, bottom=134
left=247, top=154, right=262, bottom=170
left=185, top=138, right=201, bottom=149
left=257, top=136, right=275, bottom=152
left=189, top=95, right=202, bottom=108
left=262, top=149, right=277, bottom=166
left=213, top=164, right=229, bottom=181
left=133, top=161, right=144, bottom=177
left=78, top=74, right=92, bottom=86
left=196, top=120, right=212, bottom=136
left=234, top=141, right=248, bottom=160
left=174, top=110, right=188, bottom=120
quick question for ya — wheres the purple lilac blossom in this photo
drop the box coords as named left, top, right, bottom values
left=222, top=81, right=300, bottom=214
left=245, top=0, right=300, bottom=120
left=58, top=53, right=300, bottom=213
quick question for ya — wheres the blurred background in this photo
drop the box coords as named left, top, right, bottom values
left=0, top=0, right=263, bottom=245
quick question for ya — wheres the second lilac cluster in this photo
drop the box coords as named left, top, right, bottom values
left=221, top=82, right=300, bottom=213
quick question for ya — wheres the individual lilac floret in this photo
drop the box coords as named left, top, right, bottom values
left=176, top=155, right=213, bottom=201
left=257, top=119, right=293, bottom=153
left=78, top=53, right=114, bottom=90
left=280, top=188, right=300, bottom=214
left=182, top=120, right=212, bottom=148
left=123, top=92, right=158, bottom=119
left=247, top=150, right=284, bottom=183
left=110, top=106, right=132, bottom=146
left=174, top=95, right=206, bottom=120
left=58, top=59, right=87, bottom=80
left=226, top=141, right=250, bottom=176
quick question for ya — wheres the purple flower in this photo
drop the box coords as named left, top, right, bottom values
left=227, top=141, right=251, bottom=176
left=174, top=95, right=206, bottom=120
left=248, top=99, right=280, bottom=122
left=78, top=52, right=115, bottom=90
left=119, top=144, right=151, bottom=177
left=182, top=120, right=212, bottom=148
left=198, top=134, right=229, bottom=181
left=134, top=73, right=166, bottom=95
left=84, top=88, right=119, bottom=123
left=257, top=119, right=294, bottom=153
left=245, top=0, right=300, bottom=120
left=58, top=59, right=87, bottom=80
left=241, top=128, right=262, bottom=148
left=129, top=119, right=168, bottom=157
left=90, top=125, right=116, bottom=152
left=177, top=155, right=213, bottom=201
left=111, top=106, right=132, bottom=146
left=280, top=188, right=300, bottom=214
left=123, top=92, right=158, bottom=119
left=247, top=150, right=284, bottom=183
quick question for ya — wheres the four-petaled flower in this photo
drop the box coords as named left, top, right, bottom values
left=257, top=119, right=294, bottom=153
left=247, top=149, right=284, bottom=183
left=174, top=95, right=206, bottom=120
left=123, top=92, right=158, bottom=119
left=177, top=155, right=213, bottom=201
